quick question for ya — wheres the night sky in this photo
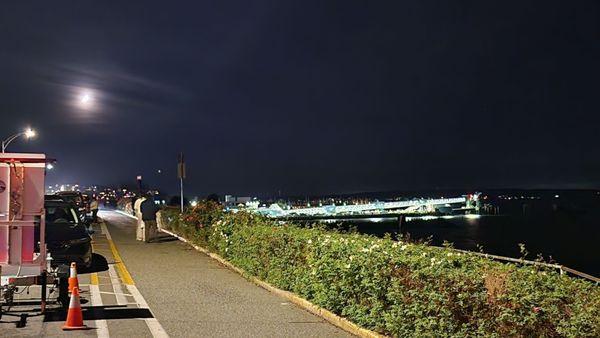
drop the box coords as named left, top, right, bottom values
left=1, top=1, right=599, bottom=197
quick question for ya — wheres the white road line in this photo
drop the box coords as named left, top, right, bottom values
left=102, top=212, right=170, bottom=338
left=107, top=265, right=128, bottom=306
left=100, top=222, right=112, bottom=240
left=127, top=285, right=169, bottom=338
left=90, top=283, right=110, bottom=338
left=99, top=291, right=133, bottom=297
left=114, top=210, right=138, bottom=220
left=91, top=221, right=110, bottom=338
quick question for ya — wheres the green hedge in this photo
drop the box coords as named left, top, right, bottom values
left=159, top=204, right=599, bottom=337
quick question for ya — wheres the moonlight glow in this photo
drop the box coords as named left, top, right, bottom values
left=77, top=89, right=94, bottom=109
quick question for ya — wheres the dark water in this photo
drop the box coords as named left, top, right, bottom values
left=331, top=190, right=600, bottom=276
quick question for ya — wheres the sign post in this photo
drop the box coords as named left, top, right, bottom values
left=177, top=153, right=186, bottom=213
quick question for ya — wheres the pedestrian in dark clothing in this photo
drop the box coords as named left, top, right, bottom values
left=140, top=196, right=160, bottom=242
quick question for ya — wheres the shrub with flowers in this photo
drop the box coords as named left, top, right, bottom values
left=159, top=204, right=600, bottom=337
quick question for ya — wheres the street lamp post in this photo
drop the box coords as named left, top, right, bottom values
left=1, top=128, right=36, bottom=153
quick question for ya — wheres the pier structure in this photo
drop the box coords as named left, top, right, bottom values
left=256, top=195, right=478, bottom=218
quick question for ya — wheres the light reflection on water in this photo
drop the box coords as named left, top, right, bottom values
left=323, top=213, right=599, bottom=276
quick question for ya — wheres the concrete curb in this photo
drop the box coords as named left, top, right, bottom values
left=158, top=226, right=387, bottom=338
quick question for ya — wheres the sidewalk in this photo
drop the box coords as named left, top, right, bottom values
left=100, top=210, right=352, bottom=338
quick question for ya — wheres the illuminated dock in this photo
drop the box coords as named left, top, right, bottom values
left=256, top=195, right=479, bottom=218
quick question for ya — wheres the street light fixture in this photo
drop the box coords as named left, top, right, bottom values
left=24, top=128, right=36, bottom=138
left=1, top=128, right=37, bottom=153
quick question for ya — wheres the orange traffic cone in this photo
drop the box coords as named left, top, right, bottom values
left=62, top=287, right=87, bottom=330
left=68, top=262, right=79, bottom=293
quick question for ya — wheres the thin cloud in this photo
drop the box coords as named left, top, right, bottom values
left=32, top=62, right=191, bottom=125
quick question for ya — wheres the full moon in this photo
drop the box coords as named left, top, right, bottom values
left=80, top=93, right=91, bottom=103
left=78, top=90, right=94, bottom=109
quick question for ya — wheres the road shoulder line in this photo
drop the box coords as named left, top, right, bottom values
left=90, top=283, right=110, bottom=338
left=91, top=234, right=110, bottom=338
left=100, top=217, right=169, bottom=338
left=101, top=222, right=135, bottom=285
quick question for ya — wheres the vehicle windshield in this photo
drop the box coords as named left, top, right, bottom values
left=46, top=206, right=79, bottom=224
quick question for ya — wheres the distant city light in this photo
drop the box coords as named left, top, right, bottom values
left=190, top=200, right=198, bottom=207
left=46, top=163, right=54, bottom=170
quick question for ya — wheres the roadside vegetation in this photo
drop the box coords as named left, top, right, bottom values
left=159, top=202, right=599, bottom=337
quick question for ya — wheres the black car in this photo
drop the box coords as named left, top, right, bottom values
left=55, top=191, right=88, bottom=214
left=47, top=194, right=94, bottom=231
left=43, top=199, right=93, bottom=269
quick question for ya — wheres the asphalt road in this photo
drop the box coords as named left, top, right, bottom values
left=101, top=210, right=351, bottom=338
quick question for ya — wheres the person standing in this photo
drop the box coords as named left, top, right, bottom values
left=134, top=196, right=146, bottom=241
left=90, top=196, right=99, bottom=223
left=140, top=194, right=159, bottom=242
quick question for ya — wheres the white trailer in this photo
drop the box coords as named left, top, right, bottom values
left=0, top=153, right=66, bottom=317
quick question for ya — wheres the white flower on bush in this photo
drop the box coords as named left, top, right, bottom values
left=430, top=257, right=443, bottom=266
left=400, top=245, right=408, bottom=251
left=307, top=239, right=312, bottom=244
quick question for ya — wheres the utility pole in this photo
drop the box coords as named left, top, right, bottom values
left=178, top=152, right=186, bottom=213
